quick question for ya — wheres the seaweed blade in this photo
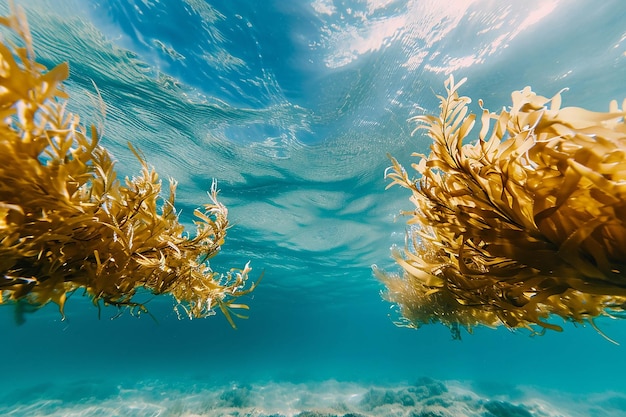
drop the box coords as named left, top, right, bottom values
left=380, top=75, right=626, bottom=338
left=0, top=6, right=257, bottom=325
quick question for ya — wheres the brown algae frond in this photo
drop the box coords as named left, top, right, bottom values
left=380, top=75, right=626, bottom=338
left=0, top=5, right=258, bottom=326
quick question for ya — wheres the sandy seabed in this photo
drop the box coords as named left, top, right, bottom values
left=1, top=377, right=625, bottom=417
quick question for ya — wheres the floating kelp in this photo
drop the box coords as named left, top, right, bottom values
left=0, top=5, right=258, bottom=325
left=379, top=75, right=626, bottom=338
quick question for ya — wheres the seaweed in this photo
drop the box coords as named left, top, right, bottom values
left=379, top=75, right=626, bottom=338
left=0, top=3, right=258, bottom=325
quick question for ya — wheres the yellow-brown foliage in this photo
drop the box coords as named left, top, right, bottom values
left=0, top=5, right=258, bottom=326
left=379, top=75, right=626, bottom=338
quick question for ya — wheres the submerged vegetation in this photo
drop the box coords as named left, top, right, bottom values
left=379, top=76, right=626, bottom=338
left=0, top=5, right=257, bottom=325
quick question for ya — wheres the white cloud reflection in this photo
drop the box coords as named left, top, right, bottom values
left=311, top=0, right=563, bottom=73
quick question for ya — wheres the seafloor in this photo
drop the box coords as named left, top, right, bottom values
left=2, top=377, right=625, bottom=417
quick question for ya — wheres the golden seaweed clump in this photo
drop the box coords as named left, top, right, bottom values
left=0, top=6, right=258, bottom=326
left=379, top=75, right=626, bottom=338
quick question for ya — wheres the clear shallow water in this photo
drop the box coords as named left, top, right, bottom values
left=2, top=0, right=626, bottom=415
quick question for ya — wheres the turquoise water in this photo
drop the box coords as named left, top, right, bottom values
left=2, top=0, right=626, bottom=416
